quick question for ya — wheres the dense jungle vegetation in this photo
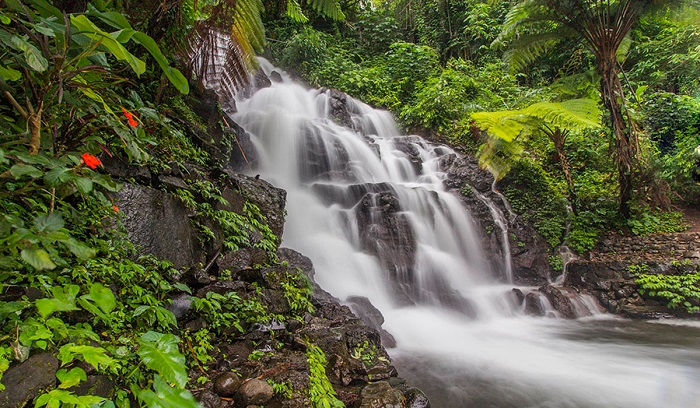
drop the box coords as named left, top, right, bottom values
left=0, top=0, right=699, bottom=406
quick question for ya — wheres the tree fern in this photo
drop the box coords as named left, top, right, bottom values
left=472, top=98, right=601, bottom=180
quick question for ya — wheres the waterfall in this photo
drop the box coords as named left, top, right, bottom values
left=232, top=60, right=700, bottom=408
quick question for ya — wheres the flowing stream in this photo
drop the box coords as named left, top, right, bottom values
left=233, top=61, right=700, bottom=408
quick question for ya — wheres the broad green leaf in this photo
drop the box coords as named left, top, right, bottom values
left=132, top=32, right=189, bottom=94
left=57, top=367, right=87, bottom=389
left=44, top=167, right=72, bottom=187
left=0, top=64, right=21, bottom=81
left=64, top=238, right=96, bottom=260
left=89, top=283, right=116, bottom=314
left=34, top=389, right=104, bottom=408
left=86, top=4, right=132, bottom=30
left=73, top=177, right=93, bottom=194
left=70, top=15, right=145, bottom=75
left=24, top=0, right=63, bottom=19
left=57, top=344, right=115, bottom=370
left=35, top=285, right=80, bottom=318
left=10, top=164, right=42, bottom=179
left=0, top=300, right=30, bottom=316
left=34, top=212, right=64, bottom=232
left=21, top=248, right=56, bottom=270
left=135, top=375, right=200, bottom=408
left=22, top=42, right=49, bottom=72
left=137, top=332, right=187, bottom=388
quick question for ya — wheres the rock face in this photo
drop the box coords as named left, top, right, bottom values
left=0, top=353, right=59, bottom=408
left=440, top=153, right=551, bottom=284
left=116, top=183, right=202, bottom=269
left=356, top=191, right=417, bottom=305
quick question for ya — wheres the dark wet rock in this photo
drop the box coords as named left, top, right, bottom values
left=182, top=267, right=216, bottom=288
left=270, top=71, right=282, bottom=82
left=567, top=259, right=700, bottom=318
left=213, top=372, right=242, bottom=397
left=236, top=379, right=273, bottom=406
left=102, top=154, right=151, bottom=183
left=346, top=296, right=396, bottom=347
left=224, top=172, right=287, bottom=243
left=440, top=154, right=552, bottom=284
left=328, top=89, right=352, bottom=128
left=356, top=192, right=417, bottom=305
left=254, top=70, right=272, bottom=91
left=541, top=285, right=576, bottom=319
left=0, top=353, right=59, bottom=408
left=278, top=248, right=314, bottom=279
left=510, top=288, right=525, bottom=306
left=217, top=248, right=269, bottom=275
left=198, top=389, right=225, bottom=408
left=359, top=381, right=402, bottom=408
left=403, top=387, right=431, bottom=408
left=441, top=154, right=492, bottom=193
left=524, top=292, right=545, bottom=316
left=116, top=183, right=202, bottom=269
left=167, top=292, right=193, bottom=320
left=71, top=375, right=115, bottom=399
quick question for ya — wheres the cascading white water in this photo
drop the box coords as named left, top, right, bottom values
left=233, top=60, right=700, bottom=408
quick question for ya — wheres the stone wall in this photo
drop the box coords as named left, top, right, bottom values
left=590, top=232, right=700, bottom=262
left=567, top=232, right=700, bottom=318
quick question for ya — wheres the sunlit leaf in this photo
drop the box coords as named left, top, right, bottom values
left=21, top=248, right=56, bottom=270
left=137, top=332, right=187, bottom=388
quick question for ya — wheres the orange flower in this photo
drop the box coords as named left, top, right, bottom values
left=112, top=205, right=120, bottom=212
left=81, top=153, right=102, bottom=170
left=121, top=108, right=138, bottom=128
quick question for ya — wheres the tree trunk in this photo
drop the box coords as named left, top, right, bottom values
left=598, top=55, right=635, bottom=219
left=549, top=128, right=577, bottom=214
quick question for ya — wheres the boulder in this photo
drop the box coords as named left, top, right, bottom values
left=213, top=372, right=242, bottom=397
left=0, top=353, right=59, bottom=408
left=116, top=183, right=202, bottom=269
left=359, top=381, right=402, bottom=408
left=235, top=379, right=273, bottom=406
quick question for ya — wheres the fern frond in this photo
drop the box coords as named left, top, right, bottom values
left=308, top=0, right=346, bottom=21
left=477, top=135, right=525, bottom=180
left=287, top=0, right=309, bottom=22
left=471, top=110, right=528, bottom=142
left=502, top=30, right=561, bottom=72
left=524, top=99, right=602, bottom=130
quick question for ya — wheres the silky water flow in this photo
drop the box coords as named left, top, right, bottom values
left=232, top=59, right=700, bottom=408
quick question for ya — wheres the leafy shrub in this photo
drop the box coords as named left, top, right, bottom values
left=501, top=159, right=568, bottom=248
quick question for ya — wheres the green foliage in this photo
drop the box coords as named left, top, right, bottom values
left=191, top=291, right=270, bottom=335
left=547, top=255, right=564, bottom=272
left=306, top=343, right=344, bottom=408
left=626, top=209, right=688, bottom=236
left=635, top=271, right=700, bottom=312
left=280, top=270, right=315, bottom=316
left=268, top=379, right=294, bottom=399
left=502, top=159, right=568, bottom=248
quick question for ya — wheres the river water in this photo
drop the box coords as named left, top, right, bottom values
left=233, top=61, right=700, bottom=408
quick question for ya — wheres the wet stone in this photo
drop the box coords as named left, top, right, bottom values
left=236, top=379, right=273, bottom=406
left=213, top=371, right=242, bottom=397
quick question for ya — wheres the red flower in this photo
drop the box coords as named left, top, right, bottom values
left=81, top=153, right=102, bottom=170
left=112, top=205, right=120, bottom=212
left=121, top=108, right=138, bottom=128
